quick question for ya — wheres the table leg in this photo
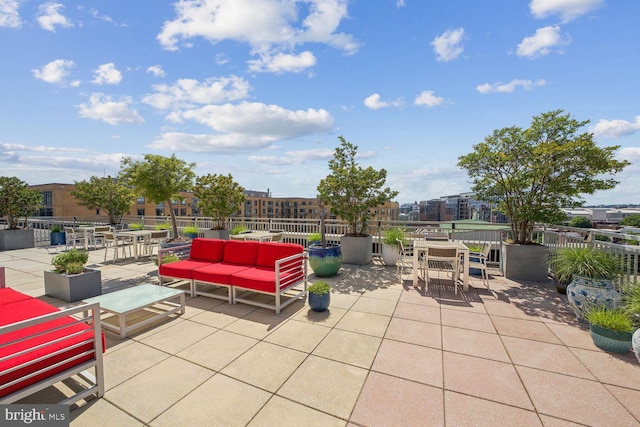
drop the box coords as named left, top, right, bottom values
left=412, top=250, right=419, bottom=287
left=118, top=313, right=126, bottom=339
left=462, top=250, right=469, bottom=292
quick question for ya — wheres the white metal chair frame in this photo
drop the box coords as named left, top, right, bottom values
left=396, top=238, right=415, bottom=280
left=422, top=246, right=462, bottom=293
left=467, top=243, right=491, bottom=291
left=103, top=232, right=133, bottom=262
left=64, top=227, right=85, bottom=250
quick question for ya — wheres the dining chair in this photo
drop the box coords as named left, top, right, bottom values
left=396, top=238, right=415, bottom=281
left=147, top=230, right=169, bottom=256
left=467, top=243, right=491, bottom=291
left=64, top=227, right=85, bottom=250
left=92, top=225, right=112, bottom=248
left=422, top=246, right=462, bottom=293
left=103, top=231, right=132, bottom=262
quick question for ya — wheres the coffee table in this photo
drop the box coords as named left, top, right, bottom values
left=83, top=284, right=185, bottom=339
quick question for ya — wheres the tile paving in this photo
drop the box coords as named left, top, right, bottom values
left=1, top=245, right=639, bottom=426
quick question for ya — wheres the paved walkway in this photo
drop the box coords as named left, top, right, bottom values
left=1, top=246, right=639, bottom=426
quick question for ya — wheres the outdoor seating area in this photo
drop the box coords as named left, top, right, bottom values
left=0, top=244, right=639, bottom=426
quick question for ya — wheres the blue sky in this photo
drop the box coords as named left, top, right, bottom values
left=1, top=0, right=639, bottom=205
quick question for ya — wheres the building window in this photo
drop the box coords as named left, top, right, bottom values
left=137, top=208, right=145, bottom=216
left=136, top=197, right=145, bottom=204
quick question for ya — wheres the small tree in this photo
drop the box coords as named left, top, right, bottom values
left=193, top=173, right=245, bottom=230
left=120, top=154, right=195, bottom=240
left=569, top=216, right=593, bottom=229
left=71, top=176, right=138, bottom=224
left=458, top=110, right=629, bottom=244
left=0, top=176, right=43, bottom=229
left=317, top=136, right=398, bottom=236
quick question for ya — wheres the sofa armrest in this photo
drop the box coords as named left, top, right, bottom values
left=158, top=243, right=192, bottom=266
left=275, top=252, right=308, bottom=288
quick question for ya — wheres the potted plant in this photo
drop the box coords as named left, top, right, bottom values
left=317, top=136, right=398, bottom=265
left=308, top=204, right=341, bottom=277
left=457, top=110, right=629, bottom=281
left=231, top=225, right=249, bottom=235
left=194, top=173, right=245, bottom=240
left=50, top=224, right=66, bottom=246
left=44, top=249, right=102, bottom=302
left=584, top=306, right=634, bottom=354
left=381, top=228, right=405, bottom=266
left=0, top=176, right=42, bottom=250
left=128, top=222, right=144, bottom=230
left=308, top=233, right=321, bottom=246
left=308, top=280, right=331, bottom=312
left=554, top=246, right=622, bottom=320
left=183, top=226, right=199, bottom=239
left=155, top=223, right=171, bottom=230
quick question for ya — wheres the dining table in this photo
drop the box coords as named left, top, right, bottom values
left=232, top=231, right=274, bottom=241
left=412, top=240, right=470, bottom=292
left=116, top=230, right=152, bottom=260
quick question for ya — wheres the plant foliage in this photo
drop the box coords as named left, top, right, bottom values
left=193, top=174, right=245, bottom=230
left=72, top=176, right=137, bottom=225
left=457, top=110, right=629, bottom=244
left=382, top=228, right=406, bottom=245
left=554, top=247, right=620, bottom=282
left=569, top=216, right=593, bottom=229
left=0, top=176, right=43, bottom=229
left=308, top=280, right=331, bottom=294
left=621, top=283, right=640, bottom=326
left=585, top=306, right=634, bottom=333
left=120, top=154, right=195, bottom=240
left=231, top=225, right=248, bottom=235
left=51, top=249, right=89, bottom=275
left=317, top=136, right=398, bottom=236
left=620, top=214, right=640, bottom=227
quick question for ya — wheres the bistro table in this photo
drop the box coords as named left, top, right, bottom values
left=412, top=240, right=470, bottom=292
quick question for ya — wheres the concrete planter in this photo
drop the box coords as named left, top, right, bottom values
left=381, top=243, right=399, bottom=266
left=0, top=229, right=35, bottom=250
left=203, top=229, right=230, bottom=240
left=44, top=268, right=102, bottom=303
left=500, top=242, right=549, bottom=281
left=340, top=235, right=372, bottom=265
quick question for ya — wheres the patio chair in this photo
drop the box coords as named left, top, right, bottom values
left=147, top=230, right=169, bottom=256
left=396, top=239, right=415, bottom=281
left=92, top=225, right=112, bottom=248
left=64, top=227, right=85, bottom=250
left=467, top=243, right=491, bottom=291
left=103, top=231, right=133, bottom=262
left=268, top=230, right=284, bottom=242
left=229, top=235, right=246, bottom=241
left=421, top=246, right=462, bottom=293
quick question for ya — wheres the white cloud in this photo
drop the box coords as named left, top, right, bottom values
left=143, top=75, right=251, bottom=110
left=91, top=63, right=122, bottom=85
left=516, top=25, right=569, bottom=58
left=414, top=90, right=445, bottom=107
left=591, top=116, right=640, bottom=138
left=530, top=0, right=604, bottom=22
left=431, top=27, right=464, bottom=62
left=32, top=59, right=74, bottom=84
left=146, top=65, right=165, bottom=77
left=249, top=148, right=334, bottom=165
left=150, top=101, right=334, bottom=153
left=364, top=93, right=389, bottom=110
left=157, top=0, right=359, bottom=73
left=77, top=93, right=144, bottom=125
left=0, top=0, right=23, bottom=28
left=476, top=79, right=546, bottom=94
left=248, top=51, right=317, bottom=74
left=37, top=2, right=73, bottom=32
left=396, top=0, right=406, bottom=8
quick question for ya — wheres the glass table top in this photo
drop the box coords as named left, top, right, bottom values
left=83, top=284, right=184, bottom=313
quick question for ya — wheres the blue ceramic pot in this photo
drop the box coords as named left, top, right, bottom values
left=50, top=231, right=66, bottom=246
left=309, top=292, right=330, bottom=312
left=309, top=244, right=342, bottom=277
left=566, top=276, right=621, bottom=320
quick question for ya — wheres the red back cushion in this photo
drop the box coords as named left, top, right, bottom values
left=256, top=243, right=304, bottom=269
left=189, top=238, right=225, bottom=262
left=222, top=240, right=260, bottom=265
left=0, top=288, right=33, bottom=306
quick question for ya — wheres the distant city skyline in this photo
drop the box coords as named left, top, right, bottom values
left=1, top=1, right=638, bottom=205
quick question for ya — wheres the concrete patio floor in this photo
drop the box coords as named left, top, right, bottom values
left=2, top=245, right=639, bottom=426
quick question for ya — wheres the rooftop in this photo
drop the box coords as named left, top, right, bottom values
left=2, top=246, right=639, bottom=426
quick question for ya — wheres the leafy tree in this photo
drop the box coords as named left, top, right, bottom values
left=620, top=214, right=640, bottom=227
left=71, top=176, right=138, bottom=224
left=120, top=154, right=195, bottom=239
left=569, top=216, right=593, bottom=228
left=317, top=136, right=398, bottom=236
left=193, top=173, right=245, bottom=230
left=457, top=110, right=629, bottom=244
left=0, top=176, right=43, bottom=229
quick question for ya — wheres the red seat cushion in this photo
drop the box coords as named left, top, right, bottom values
left=231, top=267, right=304, bottom=293
left=189, top=238, right=225, bottom=262
left=0, top=298, right=104, bottom=398
left=256, top=243, right=304, bottom=269
left=222, top=240, right=260, bottom=265
left=0, top=288, right=33, bottom=306
left=159, top=259, right=212, bottom=279
left=192, top=263, right=251, bottom=285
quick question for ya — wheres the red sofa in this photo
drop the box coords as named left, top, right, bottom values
left=0, top=282, right=105, bottom=405
left=158, top=238, right=308, bottom=314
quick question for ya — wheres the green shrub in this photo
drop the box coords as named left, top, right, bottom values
left=621, top=283, right=640, bottom=326
left=585, top=306, right=634, bottom=333
left=128, top=223, right=144, bottom=230
left=183, top=226, right=199, bottom=235
left=51, top=249, right=89, bottom=275
left=553, top=247, right=620, bottom=282
left=50, top=224, right=64, bottom=232
left=154, top=254, right=180, bottom=266
left=308, top=233, right=321, bottom=242
left=569, top=216, right=593, bottom=228
left=308, top=280, right=331, bottom=295
left=155, top=223, right=171, bottom=230
left=231, top=225, right=249, bottom=235
left=382, top=228, right=406, bottom=245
